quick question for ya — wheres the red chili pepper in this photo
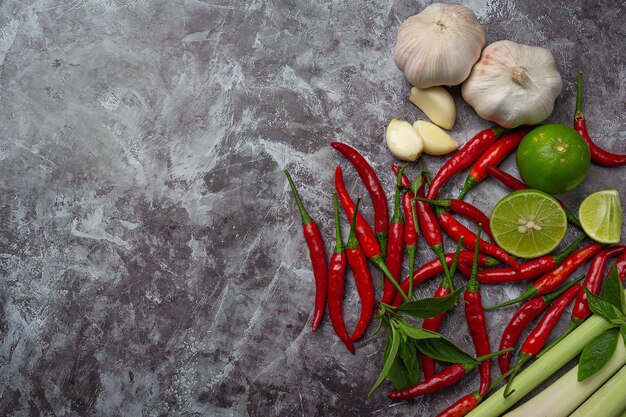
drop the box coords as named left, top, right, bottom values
left=464, top=226, right=491, bottom=396
left=285, top=170, right=328, bottom=332
left=617, top=250, right=626, bottom=281
left=421, top=284, right=451, bottom=379
left=457, top=234, right=586, bottom=284
left=415, top=197, right=493, bottom=240
left=330, top=142, right=390, bottom=252
left=436, top=207, right=519, bottom=270
left=504, top=281, right=582, bottom=397
left=427, top=126, right=505, bottom=199
left=574, top=72, right=626, bottom=166
left=436, top=393, right=480, bottom=417
left=486, top=242, right=604, bottom=310
left=497, top=277, right=584, bottom=376
left=457, top=128, right=531, bottom=200
left=328, top=193, right=355, bottom=354
left=346, top=198, right=376, bottom=342
left=380, top=168, right=406, bottom=305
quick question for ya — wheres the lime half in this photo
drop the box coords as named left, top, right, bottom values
left=578, top=189, right=622, bottom=244
left=490, top=189, right=568, bottom=258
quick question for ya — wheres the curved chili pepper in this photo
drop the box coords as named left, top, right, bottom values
left=328, top=193, right=355, bottom=354
left=346, top=199, right=376, bottom=342
left=427, top=126, right=504, bottom=199
left=486, top=242, right=604, bottom=310
left=457, top=128, right=531, bottom=200
left=464, top=226, right=491, bottom=396
left=457, top=234, right=586, bottom=284
left=504, top=281, right=582, bottom=397
left=285, top=170, right=328, bottom=332
left=415, top=197, right=493, bottom=240
left=574, top=72, right=626, bottom=166
left=486, top=166, right=582, bottom=228
left=436, top=207, right=519, bottom=270
left=380, top=168, right=405, bottom=305
left=436, top=393, right=480, bottom=417
left=497, top=277, right=584, bottom=376
left=330, top=142, right=389, bottom=252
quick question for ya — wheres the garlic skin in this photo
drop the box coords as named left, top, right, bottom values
left=409, top=86, right=456, bottom=130
left=413, top=120, right=459, bottom=156
left=386, top=119, right=424, bottom=161
left=462, top=40, right=563, bottom=128
left=394, top=3, right=485, bottom=88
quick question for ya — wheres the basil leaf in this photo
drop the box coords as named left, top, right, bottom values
left=415, top=337, right=479, bottom=365
left=584, top=288, right=625, bottom=322
left=578, top=329, right=619, bottom=381
left=396, top=320, right=441, bottom=340
left=603, top=265, right=625, bottom=312
left=397, top=286, right=464, bottom=318
left=621, top=323, right=626, bottom=347
left=387, top=340, right=420, bottom=390
left=369, top=323, right=401, bottom=396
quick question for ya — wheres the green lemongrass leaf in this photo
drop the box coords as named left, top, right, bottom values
left=396, top=320, right=441, bottom=340
left=585, top=288, right=625, bottom=322
left=415, top=337, right=479, bottom=365
left=621, top=323, right=626, bottom=347
left=578, top=329, right=620, bottom=381
left=369, top=323, right=401, bottom=396
left=397, top=286, right=464, bottom=318
left=603, top=264, right=626, bottom=313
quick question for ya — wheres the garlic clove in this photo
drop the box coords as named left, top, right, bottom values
left=413, top=120, right=459, bottom=156
left=386, top=119, right=424, bottom=161
left=409, top=86, right=456, bottom=130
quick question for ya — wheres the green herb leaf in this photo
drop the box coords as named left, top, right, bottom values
left=397, top=286, right=464, bottom=318
left=396, top=320, right=441, bottom=340
left=578, top=329, right=620, bottom=381
left=415, top=337, right=479, bottom=365
left=369, top=323, right=401, bottom=396
left=621, top=323, right=626, bottom=347
left=603, top=264, right=626, bottom=313
left=585, top=287, right=625, bottom=323
left=386, top=339, right=420, bottom=390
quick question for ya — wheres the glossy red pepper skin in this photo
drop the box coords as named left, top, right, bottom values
left=427, top=126, right=504, bottom=199
left=617, top=250, right=626, bottom=281
left=574, top=73, right=626, bottom=166
left=458, top=128, right=530, bottom=200
left=436, top=393, right=480, bottom=417
left=330, top=142, right=389, bottom=252
left=381, top=169, right=405, bottom=305
left=421, top=285, right=452, bottom=378
left=393, top=166, right=418, bottom=248
left=387, top=363, right=471, bottom=400
left=285, top=170, right=328, bottom=332
left=417, top=197, right=494, bottom=240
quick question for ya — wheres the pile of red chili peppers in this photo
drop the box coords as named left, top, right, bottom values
left=285, top=74, right=625, bottom=416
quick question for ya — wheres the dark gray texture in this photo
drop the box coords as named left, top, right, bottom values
left=0, top=0, right=625, bottom=416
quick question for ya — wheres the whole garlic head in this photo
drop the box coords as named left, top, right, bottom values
left=394, top=3, right=485, bottom=88
left=462, top=40, right=563, bottom=128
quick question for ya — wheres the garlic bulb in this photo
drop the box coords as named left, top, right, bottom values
left=394, top=3, right=485, bottom=88
left=386, top=119, right=423, bottom=161
left=413, top=120, right=459, bottom=155
left=409, top=86, right=456, bottom=129
left=462, top=40, right=563, bottom=128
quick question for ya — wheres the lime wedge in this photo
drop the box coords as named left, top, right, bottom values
left=490, top=189, right=568, bottom=258
left=578, top=189, right=622, bottom=244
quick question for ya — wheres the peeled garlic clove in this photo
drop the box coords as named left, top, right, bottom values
left=409, top=86, right=456, bottom=130
left=413, top=120, right=459, bottom=156
left=386, top=119, right=424, bottom=161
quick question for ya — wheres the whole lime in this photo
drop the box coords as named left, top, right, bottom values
left=516, top=124, right=591, bottom=194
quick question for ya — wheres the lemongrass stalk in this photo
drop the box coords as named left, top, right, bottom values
left=570, top=363, right=626, bottom=417
left=503, top=339, right=626, bottom=417
left=466, top=289, right=625, bottom=417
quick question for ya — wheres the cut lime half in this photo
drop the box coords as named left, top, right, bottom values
left=490, top=189, right=568, bottom=258
left=578, top=189, right=622, bottom=244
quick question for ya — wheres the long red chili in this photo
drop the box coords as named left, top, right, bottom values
left=457, top=234, right=586, bottom=284
left=285, top=170, right=328, bottom=332
left=487, top=242, right=604, bottom=310
left=415, top=197, right=493, bottom=240
left=574, top=72, right=626, bottom=166
left=497, top=278, right=584, bottom=376
left=330, top=142, right=389, bottom=252
left=457, top=128, right=530, bottom=200
left=427, top=126, right=504, bottom=199
left=436, top=393, right=480, bottom=417
left=464, top=226, right=491, bottom=396
left=380, top=168, right=405, bottom=305
left=346, top=198, right=376, bottom=342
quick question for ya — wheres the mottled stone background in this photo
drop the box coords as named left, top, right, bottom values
left=0, top=0, right=624, bottom=416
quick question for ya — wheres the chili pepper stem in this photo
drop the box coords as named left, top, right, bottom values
left=457, top=176, right=478, bottom=201
left=333, top=193, right=344, bottom=253
left=575, top=71, right=584, bottom=121
left=553, top=234, right=586, bottom=265
left=485, top=288, right=538, bottom=311
left=467, top=226, right=482, bottom=293
left=370, top=254, right=409, bottom=301
left=414, top=197, right=451, bottom=208
left=407, top=244, right=416, bottom=299
left=504, top=353, right=531, bottom=397
left=377, top=232, right=388, bottom=259
left=284, top=170, right=314, bottom=225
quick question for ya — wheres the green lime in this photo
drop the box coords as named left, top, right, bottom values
left=578, top=189, right=622, bottom=244
left=516, top=124, right=591, bottom=195
left=490, top=189, right=568, bottom=258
